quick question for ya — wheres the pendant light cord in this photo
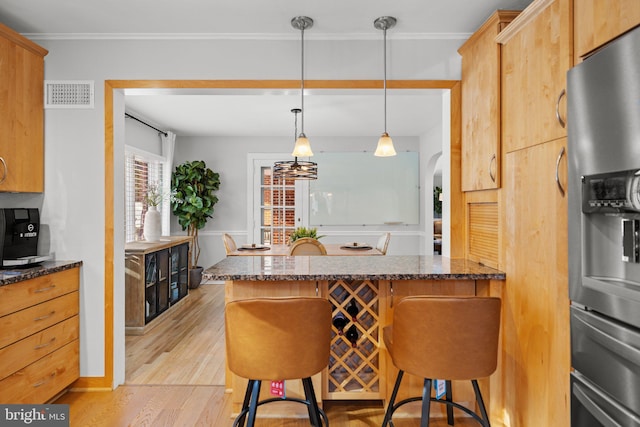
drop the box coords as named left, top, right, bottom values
left=300, top=24, right=305, bottom=136
left=383, top=26, right=388, bottom=134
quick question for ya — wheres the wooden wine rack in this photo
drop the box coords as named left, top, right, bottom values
left=326, top=278, right=382, bottom=400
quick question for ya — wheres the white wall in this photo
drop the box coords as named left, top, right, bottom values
left=174, top=135, right=427, bottom=268
left=0, top=35, right=461, bottom=385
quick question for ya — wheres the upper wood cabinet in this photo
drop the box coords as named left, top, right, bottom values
left=575, top=0, right=640, bottom=59
left=459, top=11, right=519, bottom=191
left=0, top=23, right=48, bottom=193
left=499, top=0, right=572, bottom=153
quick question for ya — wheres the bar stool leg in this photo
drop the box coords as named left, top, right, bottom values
left=234, top=379, right=255, bottom=427
left=445, top=379, right=454, bottom=426
left=421, top=378, right=432, bottom=427
left=382, top=370, right=404, bottom=427
left=246, top=379, right=261, bottom=427
left=302, top=377, right=323, bottom=426
left=472, top=379, right=491, bottom=427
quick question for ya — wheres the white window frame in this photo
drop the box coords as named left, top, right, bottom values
left=125, top=146, right=170, bottom=242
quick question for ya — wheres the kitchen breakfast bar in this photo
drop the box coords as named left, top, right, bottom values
left=204, top=255, right=505, bottom=419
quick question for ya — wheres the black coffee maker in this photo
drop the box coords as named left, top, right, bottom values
left=0, top=208, right=50, bottom=267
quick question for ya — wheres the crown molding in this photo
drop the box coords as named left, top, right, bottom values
left=23, top=32, right=472, bottom=41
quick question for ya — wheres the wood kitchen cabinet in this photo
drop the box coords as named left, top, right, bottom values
left=125, top=236, right=192, bottom=335
left=574, top=0, right=640, bottom=59
left=502, top=138, right=569, bottom=426
left=499, top=0, right=572, bottom=153
left=0, top=267, right=80, bottom=403
left=459, top=10, right=519, bottom=191
left=0, top=23, right=48, bottom=193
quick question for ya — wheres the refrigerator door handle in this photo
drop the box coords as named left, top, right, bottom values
left=573, top=380, right=631, bottom=427
left=573, top=309, right=640, bottom=365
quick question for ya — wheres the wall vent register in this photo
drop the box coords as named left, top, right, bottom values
left=44, top=80, right=94, bottom=109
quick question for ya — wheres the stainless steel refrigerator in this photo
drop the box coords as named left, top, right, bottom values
left=568, top=25, right=640, bottom=426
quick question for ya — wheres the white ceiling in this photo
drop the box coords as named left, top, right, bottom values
left=0, top=0, right=532, bottom=137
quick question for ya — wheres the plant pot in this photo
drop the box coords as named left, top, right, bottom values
left=189, top=266, right=204, bottom=289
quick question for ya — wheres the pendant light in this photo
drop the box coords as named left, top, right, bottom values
left=374, top=16, right=397, bottom=157
left=291, top=16, right=314, bottom=157
left=274, top=108, right=318, bottom=180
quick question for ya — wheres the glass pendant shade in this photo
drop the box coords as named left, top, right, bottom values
left=292, top=133, right=313, bottom=157
left=374, top=132, right=397, bottom=157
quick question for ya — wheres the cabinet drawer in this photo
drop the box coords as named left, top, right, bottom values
left=0, top=340, right=79, bottom=404
left=0, top=292, right=79, bottom=349
left=0, top=315, right=79, bottom=380
left=0, top=268, right=80, bottom=317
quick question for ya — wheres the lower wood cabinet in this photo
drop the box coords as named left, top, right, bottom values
left=226, top=277, right=488, bottom=419
left=125, top=236, right=192, bottom=335
left=0, top=267, right=80, bottom=403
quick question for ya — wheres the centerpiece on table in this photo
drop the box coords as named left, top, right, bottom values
left=288, top=226, right=324, bottom=245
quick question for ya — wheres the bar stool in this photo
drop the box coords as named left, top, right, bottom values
left=382, top=296, right=501, bottom=427
left=225, top=297, right=332, bottom=427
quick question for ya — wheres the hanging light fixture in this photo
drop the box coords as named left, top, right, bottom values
left=274, top=108, right=318, bottom=180
left=291, top=16, right=314, bottom=157
left=374, top=16, right=397, bottom=157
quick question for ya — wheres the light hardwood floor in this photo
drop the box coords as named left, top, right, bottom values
left=125, top=284, right=226, bottom=385
left=55, top=284, right=480, bottom=426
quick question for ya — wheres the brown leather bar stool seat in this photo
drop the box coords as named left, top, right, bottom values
left=382, top=296, right=501, bottom=427
left=225, top=297, right=332, bottom=427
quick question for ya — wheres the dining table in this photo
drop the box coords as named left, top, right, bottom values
left=229, top=242, right=383, bottom=256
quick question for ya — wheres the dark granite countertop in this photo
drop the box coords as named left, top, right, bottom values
left=0, top=260, right=83, bottom=286
left=204, top=255, right=505, bottom=282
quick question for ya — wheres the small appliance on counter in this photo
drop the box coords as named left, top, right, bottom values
left=0, top=208, right=52, bottom=267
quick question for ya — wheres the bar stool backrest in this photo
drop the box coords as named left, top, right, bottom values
left=225, top=297, right=332, bottom=380
left=390, top=296, right=501, bottom=380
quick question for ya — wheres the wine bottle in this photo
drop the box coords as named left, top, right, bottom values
left=332, top=313, right=347, bottom=335
left=346, top=299, right=359, bottom=322
left=345, top=325, right=359, bottom=348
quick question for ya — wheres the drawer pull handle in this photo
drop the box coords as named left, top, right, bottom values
left=34, top=337, right=57, bottom=350
left=0, top=157, right=6, bottom=184
left=33, top=372, right=56, bottom=388
left=556, top=89, right=566, bottom=128
left=34, top=285, right=56, bottom=293
left=555, top=146, right=566, bottom=197
left=34, top=311, right=56, bottom=322
left=489, top=154, right=497, bottom=183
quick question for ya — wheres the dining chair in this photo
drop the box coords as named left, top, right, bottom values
left=376, top=232, right=391, bottom=255
left=222, top=233, right=237, bottom=255
left=382, top=296, right=501, bottom=427
left=289, top=237, right=327, bottom=255
left=225, top=297, right=332, bottom=427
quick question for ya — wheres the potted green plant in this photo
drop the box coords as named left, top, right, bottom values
left=171, top=160, right=221, bottom=288
left=289, top=226, right=324, bottom=245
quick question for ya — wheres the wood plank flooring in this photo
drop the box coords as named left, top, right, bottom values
left=125, top=284, right=226, bottom=385
left=55, top=283, right=480, bottom=426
